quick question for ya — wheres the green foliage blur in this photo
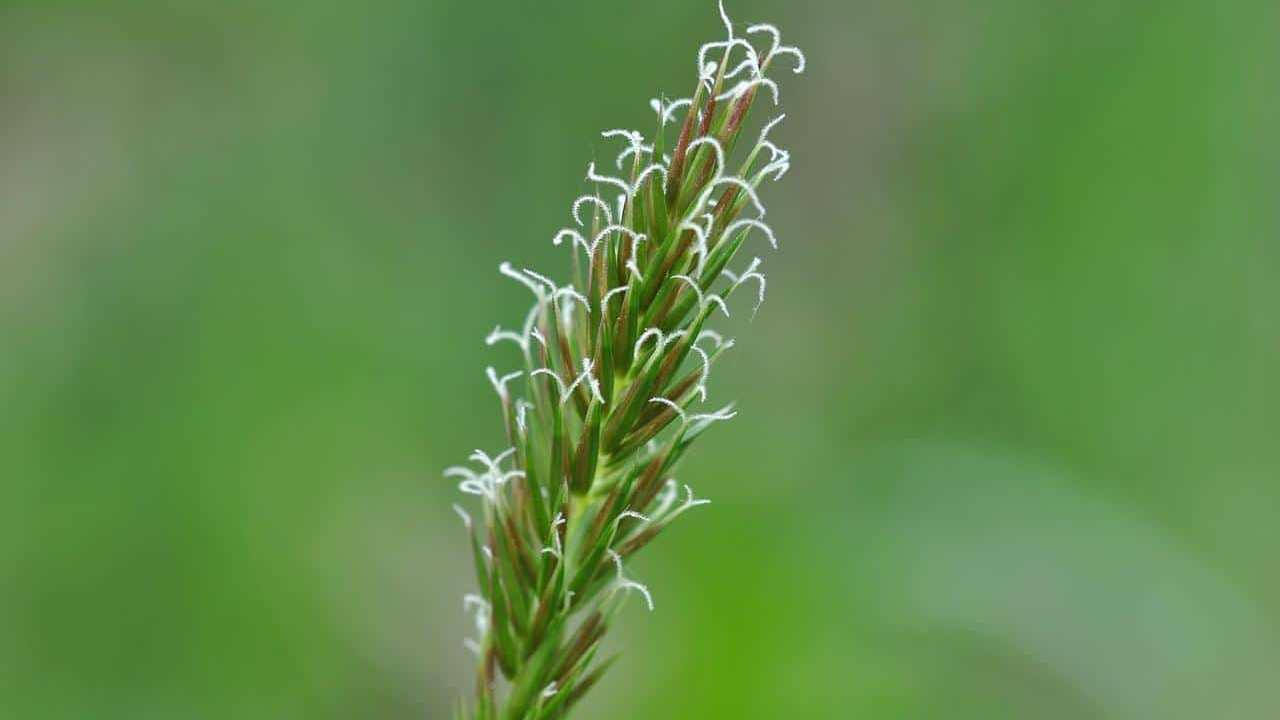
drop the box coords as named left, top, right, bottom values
left=3, top=1, right=1276, bottom=717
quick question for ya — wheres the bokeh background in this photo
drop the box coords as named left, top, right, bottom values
left=3, top=0, right=1277, bottom=717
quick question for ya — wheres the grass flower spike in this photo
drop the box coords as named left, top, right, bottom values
left=449, top=4, right=804, bottom=717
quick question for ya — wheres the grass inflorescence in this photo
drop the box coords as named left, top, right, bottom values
left=448, top=4, right=804, bottom=717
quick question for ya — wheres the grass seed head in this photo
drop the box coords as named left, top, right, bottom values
left=448, top=3, right=806, bottom=716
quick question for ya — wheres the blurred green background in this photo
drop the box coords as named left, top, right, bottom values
left=3, top=0, right=1277, bottom=717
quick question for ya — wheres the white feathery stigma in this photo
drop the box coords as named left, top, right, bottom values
left=587, top=161, right=632, bottom=198
left=722, top=217, right=778, bottom=250
left=529, top=326, right=548, bottom=350
left=515, top=399, right=533, bottom=435
left=690, top=345, right=712, bottom=402
left=705, top=175, right=767, bottom=217
left=665, top=484, right=713, bottom=523
left=486, top=325, right=530, bottom=352
left=671, top=274, right=731, bottom=318
left=652, top=97, right=694, bottom=126
left=715, top=75, right=781, bottom=106
left=746, top=22, right=806, bottom=73
left=695, top=329, right=731, bottom=351
left=633, top=327, right=686, bottom=361
left=520, top=267, right=559, bottom=294
left=609, top=549, right=654, bottom=611
left=572, top=194, right=613, bottom=227
left=686, top=403, right=738, bottom=434
left=485, top=367, right=522, bottom=403
left=616, top=510, right=651, bottom=526
left=685, top=136, right=727, bottom=185
left=552, top=228, right=589, bottom=255
left=653, top=479, right=681, bottom=517
left=722, top=256, right=768, bottom=317
left=679, top=220, right=712, bottom=276
left=499, top=261, right=547, bottom=298
left=648, top=396, right=686, bottom=422
left=602, top=128, right=654, bottom=169
left=632, top=163, right=669, bottom=193
left=452, top=503, right=472, bottom=529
